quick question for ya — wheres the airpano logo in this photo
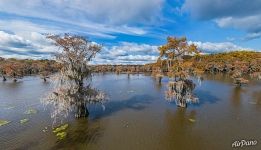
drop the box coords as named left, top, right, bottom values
left=232, top=139, right=257, bottom=148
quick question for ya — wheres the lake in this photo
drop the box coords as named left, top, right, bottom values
left=0, top=73, right=261, bottom=150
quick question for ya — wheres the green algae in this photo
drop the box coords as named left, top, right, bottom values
left=20, top=118, right=29, bottom=124
left=53, top=124, right=69, bottom=133
left=56, top=132, right=67, bottom=140
left=53, top=124, right=69, bottom=140
left=0, top=119, right=10, bottom=126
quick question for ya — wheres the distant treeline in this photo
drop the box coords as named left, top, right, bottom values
left=0, top=57, right=59, bottom=81
left=0, top=51, right=260, bottom=81
left=152, top=51, right=261, bottom=74
left=91, top=64, right=153, bottom=73
left=195, top=51, right=260, bottom=74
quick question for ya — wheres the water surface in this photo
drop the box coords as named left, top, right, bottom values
left=0, top=74, right=261, bottom=150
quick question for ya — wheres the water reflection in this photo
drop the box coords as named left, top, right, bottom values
left=1, top=74, right=261, bottom=150
left=152, top=77, right=163, bottom=92
left=193, top=90, right=219, bottom=106
left=230, top=86, right=244, bottom=107
left=52, top=119, right=105, bottom=149
left=161, top=108, right=205, bottom=149
left=252, top=91, right=261, bottom=105
left=88, top=95, right=153, bottom=120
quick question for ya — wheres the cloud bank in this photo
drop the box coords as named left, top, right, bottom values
left=183, top=0, right=261, bottom=39
left=0, top=31, right=55, bottom=59
left=0, top=0, right=163, bottom=25
left=0, top=30, right=254, bottom=64
left=189, top=41, right=252, bottom=54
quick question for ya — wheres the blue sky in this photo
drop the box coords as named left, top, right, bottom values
left=0, top=0, right=261, bottom=64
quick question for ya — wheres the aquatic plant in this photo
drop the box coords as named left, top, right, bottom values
left=42, top=34, right=106, bottom=121
left=0, top=119, right=10, bottom=126
left=53, top=124, right=69, bottom=140
left=56, top=132, right=67, bottom=140
left=20, top=118, right=29, bottom=124
left=53, top=124, right=68, bottom=133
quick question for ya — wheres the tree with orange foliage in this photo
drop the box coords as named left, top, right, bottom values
left=157, top=36, right=200, bottom=107
left=0, top=62, right=24, bottom=82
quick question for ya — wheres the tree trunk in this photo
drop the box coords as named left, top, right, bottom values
left=3, top=76, right=6, bottom=81
left=178, top=99, right=187, bottom=108
left=76, top=102, right=89, bottom=118
left=158, top=76, right=162, bottom=83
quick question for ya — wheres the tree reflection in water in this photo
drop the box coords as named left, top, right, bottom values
left=52, top=119, right=105, bottom=149
left=161, top=108, right=205, bottom=149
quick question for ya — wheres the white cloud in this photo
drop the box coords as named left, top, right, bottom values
left=182, top=0, right=261, bottom=39
left=189, top=41, right=252, bottom=53
left=0, top=19, right=148, bottom=40
left=1, top=30, right=256, bottom=64
left=0, top=31, right=56, bottom=59
left=0, top=31, right=159, bottom=64
left=215, top=15, right=261, bottom=40
left=0, top=0, right=164, bottom=25
left=0, top=31, right=32, bottom=48
left=92, top=42, right=159, bottom=64
left=0, top=0, right=164, bottom=39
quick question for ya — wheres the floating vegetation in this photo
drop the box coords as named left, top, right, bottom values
left=0, top=119, right=10, bottom=126
left=53, top=124, right=68, bottom=133
left=20, top=118, right=29, bottom=124
left=53, top=124, right=69, bottom=140
left=56, top=132, right=67, bottom=140
left=188, top=118, right=196, bottom=123
left=24, top=108, right=37, bottom=115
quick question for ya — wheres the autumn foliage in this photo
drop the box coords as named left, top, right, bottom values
left=0, top=58, right=59, bottom=82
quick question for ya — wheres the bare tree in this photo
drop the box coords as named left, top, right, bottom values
left=42, top=34, right=106, bottom=121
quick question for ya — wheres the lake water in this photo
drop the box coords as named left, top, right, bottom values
left=0, top=73, right=261, bottom=150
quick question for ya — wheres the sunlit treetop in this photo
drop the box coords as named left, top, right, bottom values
left=158, top=36, right=199, bottom=61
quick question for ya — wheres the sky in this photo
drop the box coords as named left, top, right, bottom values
left=0, top=0, right=261, bottom=64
